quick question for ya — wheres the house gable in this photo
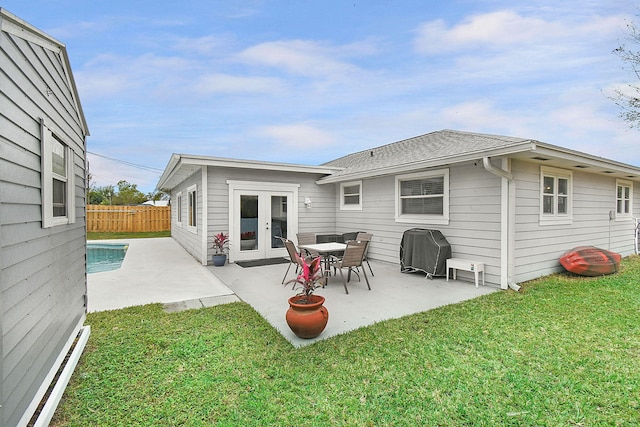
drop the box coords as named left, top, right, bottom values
left=1, top=9, right=89, bottom=427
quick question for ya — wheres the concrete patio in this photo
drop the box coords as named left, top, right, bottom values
left=208, top=258, right=498, bottom=347
left=87, top=238, right=499, bottom=347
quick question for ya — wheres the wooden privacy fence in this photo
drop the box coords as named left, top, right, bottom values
left=87, top=205, right=171, bottom=233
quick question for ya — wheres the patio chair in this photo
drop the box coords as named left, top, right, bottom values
left=329, top=240, right=371, bottom=294
left=281, top=238, right=305, bottom=285
left=356, top=232, right=375, bottom=276
left=296, top=232, right=318, bottom=257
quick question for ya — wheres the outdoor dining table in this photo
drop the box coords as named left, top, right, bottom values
left=298, top=242, right=347, bottom=276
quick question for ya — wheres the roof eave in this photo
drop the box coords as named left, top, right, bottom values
left=317, top=141, right=538, bottom=184
left=157, top=154, right=344, bottom=191
left=530, top=144, right=640, bottom=179
left=156, top=153, right=183, bottom=191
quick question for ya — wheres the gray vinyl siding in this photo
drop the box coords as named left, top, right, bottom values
left=1, top=18, right=87, bottom=427
left=335, top=163, right=504, bottom=286
left=205, top=166, right=335, bottom=262
left=512, top=159, right=638, bottom=284
left=171, top=169, right=203, bottom=261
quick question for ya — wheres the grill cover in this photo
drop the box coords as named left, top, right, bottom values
left=400, top=228, right=451, bottom=277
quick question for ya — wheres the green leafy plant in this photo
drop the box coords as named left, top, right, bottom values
left=284, top=255, right=325, bottom=303
left=211, top=232, right=229, bottom=255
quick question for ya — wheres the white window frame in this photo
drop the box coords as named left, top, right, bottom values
left=615, top=179, right=633, bottom=219
left=539, top=166, right=572, bottom=225
left=41, top=119, right=75, bottom=228
left=175, top=191, right=183, bottom=226
left=395, top=169, right=449, bottom=225
left=186, top=184, right=197, bottom=233
left=340, top=180, right=362, bottom=211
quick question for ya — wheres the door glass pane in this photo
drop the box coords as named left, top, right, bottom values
left=240, top=195, right=258, bottom=251
left=271, top=195, right=287, bottom=248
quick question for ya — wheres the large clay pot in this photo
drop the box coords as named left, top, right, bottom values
left=285, top=295, right=329, bottom=339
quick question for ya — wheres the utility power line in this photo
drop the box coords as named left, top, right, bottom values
left=87, top=151, right=164, bottom=172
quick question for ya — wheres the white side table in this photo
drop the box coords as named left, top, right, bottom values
left=446, top=258, right=485, bottom=288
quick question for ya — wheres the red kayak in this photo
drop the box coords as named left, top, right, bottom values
left=559, top=246, right=621, bottom=276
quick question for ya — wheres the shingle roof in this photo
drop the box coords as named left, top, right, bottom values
left=321, top=129, right=531, bottom=179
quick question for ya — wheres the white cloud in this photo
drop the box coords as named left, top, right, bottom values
left=414, top=10, right=626, bottom=55
left=257, top=124, right=336, bottom=148
left=172, top=35, right=227, bottom=56
left=193, top=73, right=283, bottom=94
left=237, top=40, right=362, bottom=79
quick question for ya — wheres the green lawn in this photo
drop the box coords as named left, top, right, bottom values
left=53, top=256, right=640, bottom=426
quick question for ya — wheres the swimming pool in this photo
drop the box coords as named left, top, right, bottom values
left=87, top=243, right=129, bottom=274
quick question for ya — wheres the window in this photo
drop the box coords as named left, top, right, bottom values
left=395, top=169, right=449, bottom=225
left=41, top=119, right=75, bottom=228
left=340, top=181, right=362, bottom=210
left=616, top=179, right=633, bottom=217
left=176, top=191, right=183, bottom=226
left=540, top=166, right=572, bottom=224
left=187, top=184, right=197, bottom=231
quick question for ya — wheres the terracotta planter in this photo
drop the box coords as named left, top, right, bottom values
left=285, top=295, right=329, bottom=339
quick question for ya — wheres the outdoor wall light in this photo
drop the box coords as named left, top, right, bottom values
left=304, top=197, right=312, bottom=208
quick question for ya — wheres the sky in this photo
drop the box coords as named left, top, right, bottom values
left=4, top=0, right=639, bottom=194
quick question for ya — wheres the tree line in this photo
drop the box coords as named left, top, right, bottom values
left=88, top=177, right=168, bottom=205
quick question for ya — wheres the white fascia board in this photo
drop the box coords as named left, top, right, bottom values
left=156, top=153, right=183, bottom=191
left=157, top=153, right=343, bottom=190
left=531, top=144, right=640, bottom=179
left=181, top=154, right=341, bottom=174
left=316, top=142, right=537, bottom=184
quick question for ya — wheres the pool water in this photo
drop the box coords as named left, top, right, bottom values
left=87, top=243, right=129, bottom=274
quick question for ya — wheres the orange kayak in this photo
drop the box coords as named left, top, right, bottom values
left=559, top=246, right=621, bottom=276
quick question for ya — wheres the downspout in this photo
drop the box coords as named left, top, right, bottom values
left=482, top=157, right=521, bottom=291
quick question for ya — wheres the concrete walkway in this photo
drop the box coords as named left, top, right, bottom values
left=87, top=238, right=238, bottom=312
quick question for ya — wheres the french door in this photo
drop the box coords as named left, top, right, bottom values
left=229, top=181, right=298, bottom=262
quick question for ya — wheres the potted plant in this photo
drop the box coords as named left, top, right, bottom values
left=211, top=232, right=229, bottom=266
left=284, top=255, right=329, bottom=338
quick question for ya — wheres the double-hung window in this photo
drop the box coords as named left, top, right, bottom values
left=395, top=169, right=449, bottom=225
left=540, top=166, right=572, bottom=224
left=41, top=119, right=75, bottom=228
left=187, top=184, right=197, bottom=232
left=340, top=181, right=362, bottom=210
left=616, top=179, right=633, bottom=218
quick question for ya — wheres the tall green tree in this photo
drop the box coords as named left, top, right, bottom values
left=112, top=180, right=147, bottom=205
left=88, top=185, right=115, bottom=205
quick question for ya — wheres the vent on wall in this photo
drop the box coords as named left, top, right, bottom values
left=531, top=156, right=549, bottom=161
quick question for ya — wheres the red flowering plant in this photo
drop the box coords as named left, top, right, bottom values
left=211, top=232, right=229, bottom=255
left=285, top=254, right=326, bottom=304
